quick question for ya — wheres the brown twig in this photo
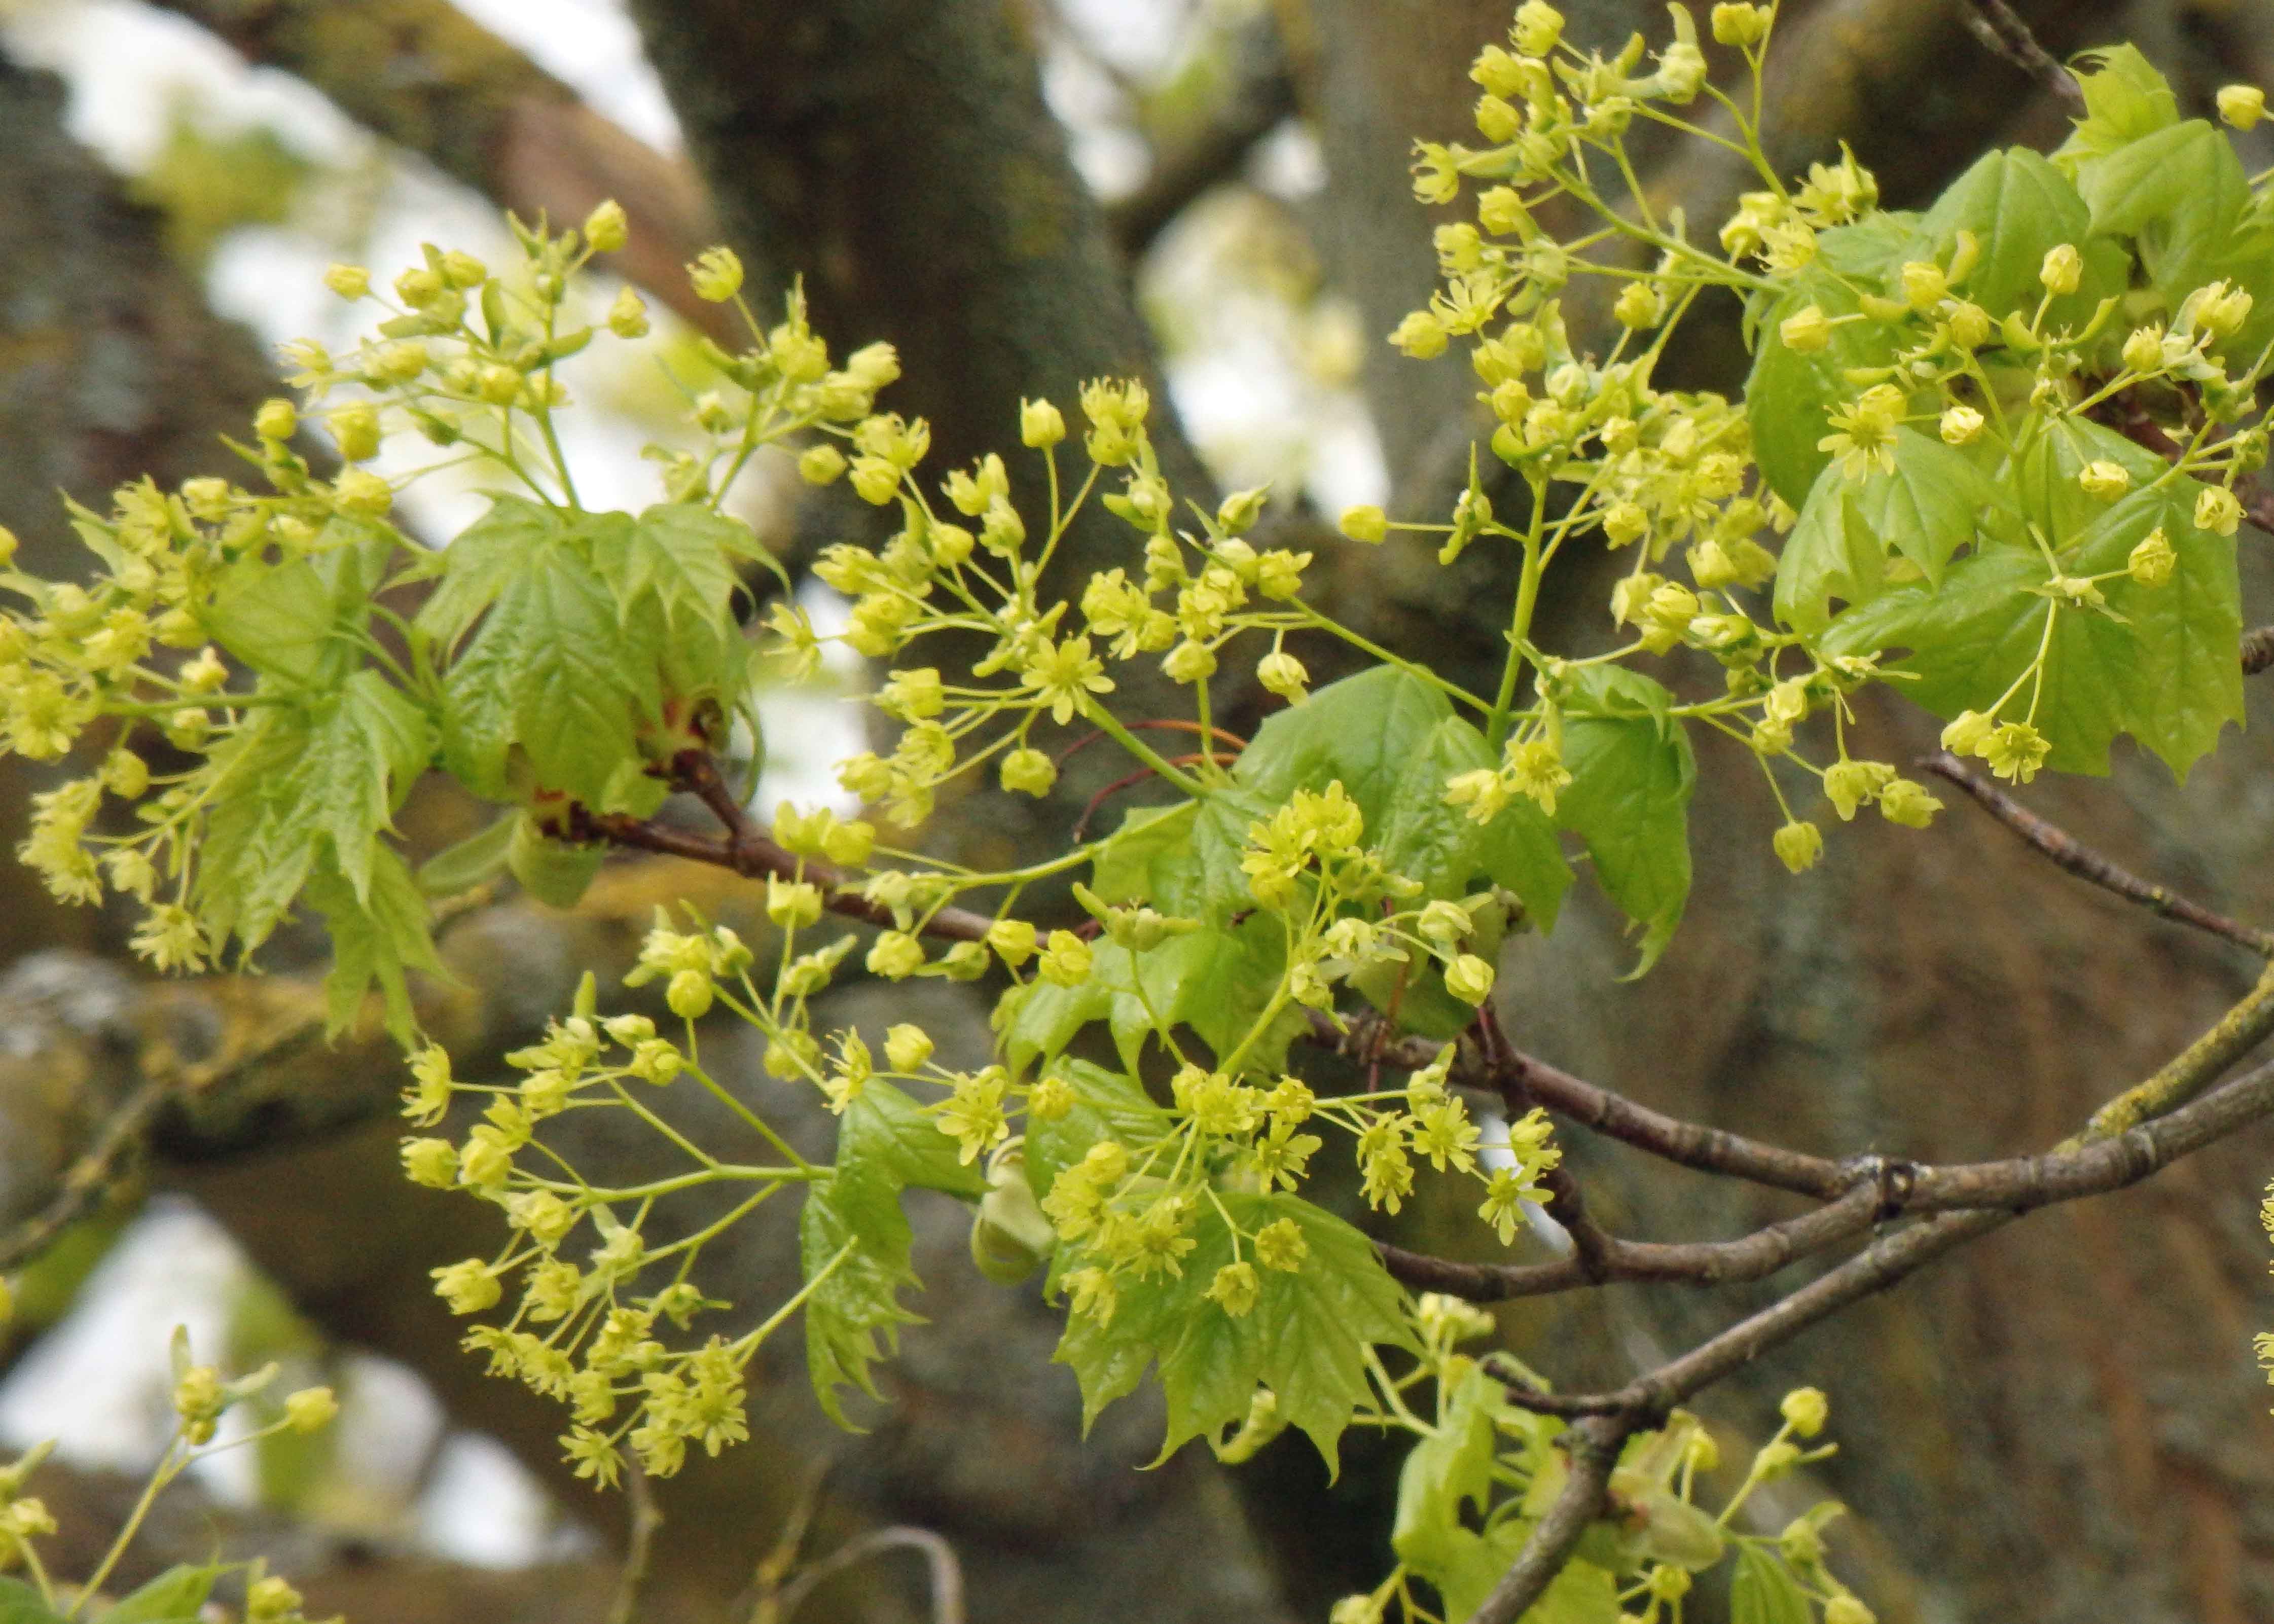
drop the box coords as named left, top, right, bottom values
left=2245, top=626, right=2274, bottom=676
left=1307, top=1010, right=1854, bottom=1199
left=1921, top=750, right=2274, bottom=957
left=1957, top=0, right=2084, bottom=107
left=0, top=1076, right=170, bottom=1274
left=1467, top=1415, right=1636, bottom=1624
left=570, top=749, right=995, bottom=943
left=1377, top=1181, right=1888, bottom=1300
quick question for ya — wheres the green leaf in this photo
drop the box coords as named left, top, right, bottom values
left=308, top=845, right=444, bottom=1041
left=2075, top=118, right=2246, bottom=303
left=1022, top=1060, right=1172, bottom=1201
left=415, top=812, right=516, bottom=896
left=1730, top=1546, right=1813, bottom=1624
left=1918, top=147, right=2119, bottom=324
left=603, top=503, right=760, bottom=632
left=1420, top=1527, right=1620, bottom=1624
left=0, top=1577, right=66, bottom=1624
left=1392, top=1364, right=1504, bottom=1574
left=1857, top=426, right=2012, bottom=586
left=2013, top=416, right=2171, bottom=546
left=417, top=493, right=559, bottom=648
left=203, top=522, right=391, bottom=689
left=1823, top=481, right=2242, bottom=777
left=841, top=1078, right=985, bottom=1202
left=1743, top=268, right=1897, bottom=506
left=1552, top=668, right=1694, bottom=976
left=2061, top=45, right=2181, bottom=160
left=1049, top=1191, right=1416, bottom=1473
left=440, top=547, right=657, bottom=808
left=801, top=1079, right=989, bottom=1424
left=317, top=671, right=436, bottom=904
left=800, top=1170, right=922, bottom=1427
left=1772, top=468, right=1877, bottom=636
left=103, top=1563, right=224, bottom=1624
left=1237, top=664, right=1461, bottom=824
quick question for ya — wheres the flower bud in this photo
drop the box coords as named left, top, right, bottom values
left=1898, top=260, right=1947, bottom=312
left=401, top=1137, right=458, bottom=1188
left=583, top=199, right=629, bottom=254
left=323, top=262, right=370, bottom=300
left=1780, top=1385, right=1829, bottom=1437
left=987, top=917, right=1038, bottom=966
left=1020, top=396, right=1066, bottom=448
left=1939, top=405, right=1984, bottom=445
left=1340, top=504, right=1388, bottom=543
left=1772, top=820, right=1823, bottom=874
left=607, top=285, right=650, bottom=338
left=1258, top=649, right=1310, bottom=701
left=284, top=1386, right=339, bottom=1433
left=254, top=398, right=298, bottom=442
left=1940, top=708, right=1995, bottom=756
left=1778, top=304, right=1831, bottom=352
left=865, top=931, right=925, bottom=980
left=666, top=967, right=715, bottom=1019
left=2039, top=243, right=2082, bottom=296
left=1710, top=3, right=1771, bottom=46
left=2219, top=84, right=2266, bottom=129
left=1945, top=300, right=1992, bottom=348
left=1445, top=953, right=1496, bottom=1005
left=799, top=443, right=847, bottom=485
left=886, top=1023, right=934, bottom=1071
left=2078, top=459, right=2131, bottom=501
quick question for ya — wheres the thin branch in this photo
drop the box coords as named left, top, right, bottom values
left=570, top=749, right=994, bottom=944
left=1484, top=1054, right=2274, bottom=1427
left=0, top=1077, right=170, bottom=1274
left=605, top=1462, right=663, bottom=1624
left=1957, top=0, right=2084, bottom=108
left=1467, top=1415, right=1636, bottom=1624
left=771, top=1528, right=966, bottom=1624
left=1921, top=750, right=2274, bottom=957
left=1304, top=1010, right=1852, bottom=1198
left=1377, top=1182, right=1887, bottom=1300
left=2245, top=626, right=2274, bottom=676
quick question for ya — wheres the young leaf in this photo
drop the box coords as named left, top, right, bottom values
left=1824, top=482, right=2242, bottom=777
left=1050, top=1190, right=1416, bottom=1473
left=801, top=1079, right=987, bottom=1425
left=1392, top=1364, right=1503, bottom=1574
left=1021, top=1059, right=1172, bottom=1201
left=1773, top=469, right=1879, bottom=636
left=1744, top=267, right=1895, bottom=505
left=2075, top=118, right=2246, bottom=305
left=1917, top=148, right=2120, bottom=323
left=0, top=1578, right=67, bottom=1624
left=799, top=1169, right=923, bottom=1427
left=308, top=845, right=444, bottom=1042
left=1553, top=668, right=1695, bottom=976
left=1730, top=1545, right=1814, bottom=1624
left=102, top=1562, right=225, bottom=1624
left=416, top=493, right=560, bottom=648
